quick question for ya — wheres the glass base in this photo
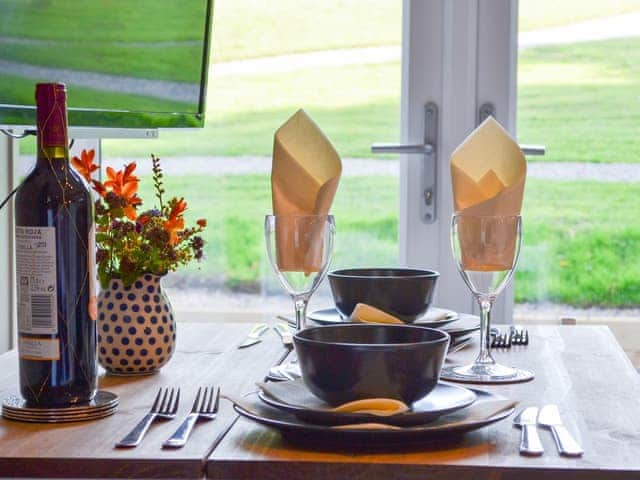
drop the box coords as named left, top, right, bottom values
left=441, top=363, right=534, bottom=385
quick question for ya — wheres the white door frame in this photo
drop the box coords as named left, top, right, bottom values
left=400, top=0, right=518, bottom=322
left=0, top=135, right=17, bottom=352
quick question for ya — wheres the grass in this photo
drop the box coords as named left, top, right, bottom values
left=135, top=173, right=640, bottom=307
left=518, top=39, right=640, bottom=163
left=97, top=37, right=640, bottom=162
left=519, top=0, right=640, bottom=31
left=518, top=180, right=640, bottom=306
left=3, top=0, right=640, bottom=81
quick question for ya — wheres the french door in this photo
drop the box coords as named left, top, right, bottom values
left=399, top=0, right=518, bottom=322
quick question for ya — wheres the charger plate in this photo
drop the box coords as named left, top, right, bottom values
left=233, top=388, right=514, bottom=446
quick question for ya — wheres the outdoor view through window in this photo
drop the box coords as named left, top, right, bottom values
left=12, top=0, right=640, bottom=321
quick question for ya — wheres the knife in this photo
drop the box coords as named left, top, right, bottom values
left=538, top=404, right=584, bottom=457
left=513, top=407, right=544, bottom=456
left=237, top=323, right=270, bottom=349
left=273, top=323, right=293, bottom=349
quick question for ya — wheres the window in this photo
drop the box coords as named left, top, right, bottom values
left=98, top=1, right=404, bottom=316
left=515, top=0, right=640, bottom=358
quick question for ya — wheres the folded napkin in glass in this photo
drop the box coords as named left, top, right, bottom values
left=255, top=378, right=478, bottom=426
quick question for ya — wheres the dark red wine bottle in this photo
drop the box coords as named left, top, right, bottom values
left=14, top=83, right=97, bottom=406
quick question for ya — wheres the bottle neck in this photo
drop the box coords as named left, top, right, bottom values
left=35, top=83, right=69, bottom=169
left=37, top=144, right=69, bottom=168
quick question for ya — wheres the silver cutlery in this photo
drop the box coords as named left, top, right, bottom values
left=538, top=404, right=584, bottom=457
left=448, top=337, right=473, bottom=354
left=513, top=407, right=544, bottom=456
left=163, top=386, right=220, bottom=448
left=273, top=323, right=293, bottom=349
left=510, top=326, right=529, bottom=346
left=276, top=315, right=297, bottom=328
left=491, top=331, right=512, bottom=348
left=116, top=387, right=180, bottom=448
left=237, top=323, right=270, bottom=349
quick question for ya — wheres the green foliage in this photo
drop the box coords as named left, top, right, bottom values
left=88, top=156, right=206, bottom=288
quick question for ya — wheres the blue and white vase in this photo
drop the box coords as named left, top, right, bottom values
left=97, top=274, right=176, bottom=375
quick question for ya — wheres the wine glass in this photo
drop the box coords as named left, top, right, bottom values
left=441, top=214, right=533, bottom=383
left=265, top=214, right=335, bottom=377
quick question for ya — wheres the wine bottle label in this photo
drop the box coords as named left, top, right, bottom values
left=18, top=337, right=60, bottom=361
left=15, top=226, right=59, bottom=335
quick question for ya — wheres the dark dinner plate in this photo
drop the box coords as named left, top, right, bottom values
left=233, top=389, right=514, bottom=446
left=307, top=307, right=458, bottom=328
left=257, top=381, right=476, bottom=427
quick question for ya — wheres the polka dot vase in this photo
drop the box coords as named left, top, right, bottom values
left=97, top=274, right=176, bottom=375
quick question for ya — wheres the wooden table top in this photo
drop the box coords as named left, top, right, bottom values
left=0, top=321, right=287, bottom=479
left=1, top=323, right=639, bottom=479
left=207, top=325, right=640, bottom=480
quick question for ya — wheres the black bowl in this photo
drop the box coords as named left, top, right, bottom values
left=328, top=268, right=440, bottom=322
left=293, top=324, right=450, bottom=405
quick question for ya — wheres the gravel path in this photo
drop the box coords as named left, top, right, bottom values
left=97, top=156, right=640, bottom=182
left=0, top=59, right=199, bottom=104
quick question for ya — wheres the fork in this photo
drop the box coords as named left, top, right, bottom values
left=163, top=386, right=220, bottom=448
left=510, top=326, right=529, bottom=346
left=116, top=387, right=180, bottom=448
left=491, top=331, right=512, bottom=348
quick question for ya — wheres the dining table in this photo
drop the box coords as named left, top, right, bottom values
left=0, top=318, right=639, bottom=479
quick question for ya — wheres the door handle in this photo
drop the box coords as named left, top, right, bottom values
left=370, top=103, right=438, bottom=224
left=371, top=144, right=434, bottom=155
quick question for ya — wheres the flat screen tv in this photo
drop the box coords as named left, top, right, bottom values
left=0, top=0, right=213, bottom=130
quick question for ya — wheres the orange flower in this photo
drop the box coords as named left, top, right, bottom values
left=168, top=198, right=187, bottom=219
left=197, top=218, right=207, bottom=228
left=124, top=206, right=138, bottom=221
left=163, top=198, right=188, bottom=245
left=104, top=163, right=141, bottom=208
left=71, top=149, right=98, bottom=182
left=91, top=180, right=107, bottom=198
left=164, top=216, right=185, bottom=246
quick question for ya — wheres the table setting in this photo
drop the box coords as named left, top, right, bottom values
left=219, top=110, right=556, bottom=453
left=8, top=101, right=639, bottom=480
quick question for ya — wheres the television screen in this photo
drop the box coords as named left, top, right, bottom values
left=0, top=0, right=213, bottom=129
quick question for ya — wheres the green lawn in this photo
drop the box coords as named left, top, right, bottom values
left=518, top=39, right=640, bottom=163
left=212, top=0, right=640, bottom=61
left=15, top=35, right=640, bottom=162
left=133, top=173, right=640, bottom=307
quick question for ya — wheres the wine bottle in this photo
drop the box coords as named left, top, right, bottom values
left=14, top=83, right=97, bottom=406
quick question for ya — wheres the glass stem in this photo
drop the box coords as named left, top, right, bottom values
left=293, top=296, right=308, bottom=331
left=475, top=298, right=495, bottom=366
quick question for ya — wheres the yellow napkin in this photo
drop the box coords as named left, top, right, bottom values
left=256, top=380, right=409, bottom=416
left=271, top=109, right=342, bottom=272
left=349, top=303, right=404, bottom=324
left=350, top=303, right=453, bottom=324
left=450, top=117, right=526, bottom=270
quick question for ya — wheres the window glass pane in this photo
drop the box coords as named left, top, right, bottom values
left=517, top=1, right=640, bottom=321
left=99, top=2, right=403, bottom=315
